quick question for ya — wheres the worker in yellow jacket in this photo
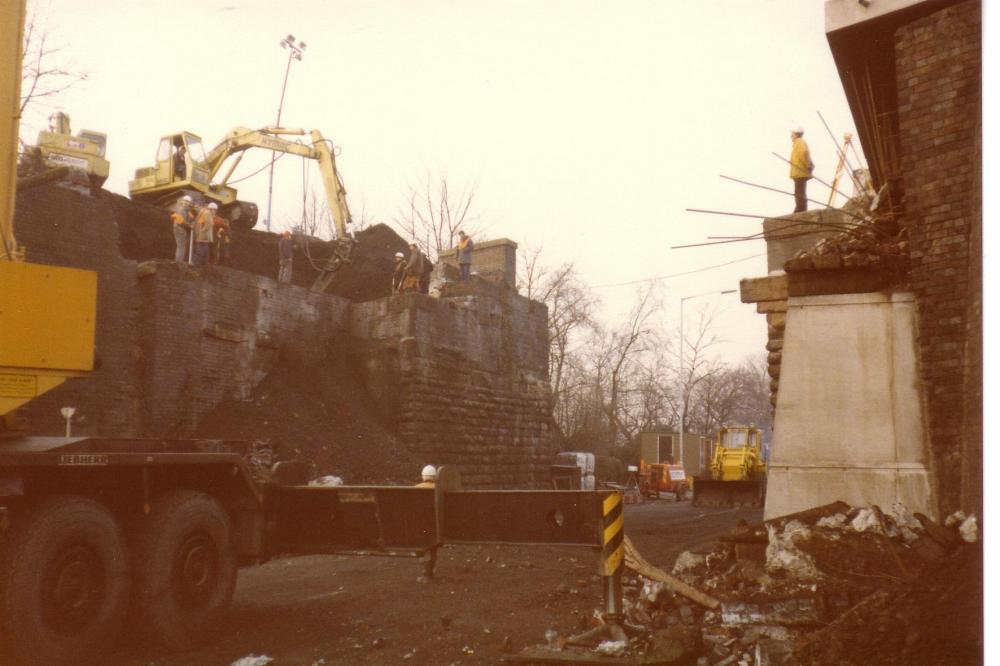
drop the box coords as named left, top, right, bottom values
left=789, top=125, right=814, bottom=213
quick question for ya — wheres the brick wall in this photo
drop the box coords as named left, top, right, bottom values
left=894, top=0, right=981, bottom=515
left=351, top=283, right=555, bottom=488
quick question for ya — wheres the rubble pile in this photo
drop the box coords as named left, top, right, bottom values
left=537, top=502, right=981, bottom=665
left=784, top=225, right=908, bottom=274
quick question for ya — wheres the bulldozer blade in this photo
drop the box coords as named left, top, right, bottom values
left=692, top=479, right=765, bottom=508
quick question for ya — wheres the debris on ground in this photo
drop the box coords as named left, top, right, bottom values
left=516, top=501, right=982, bottom=665
left=230, top=655, right=274, bottom=666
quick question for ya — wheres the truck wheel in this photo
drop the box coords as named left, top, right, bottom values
left=130, top=490, right=236, bottom=650
left=0, top=496, right=130, bottom=666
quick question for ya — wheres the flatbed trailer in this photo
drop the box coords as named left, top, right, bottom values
left=0, top=437, right=625, bottom=666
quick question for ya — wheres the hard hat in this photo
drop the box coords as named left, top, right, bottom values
left=791, top=125, right=804, bottom=135
left=208, top=202, right=218, bottom=210
left=421, top=464, right=437, bottom=481
left=394, top=251, right=405, bottom=259
left=181, top=195, right=193, bottom=203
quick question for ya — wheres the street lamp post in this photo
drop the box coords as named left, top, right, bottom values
left=678, top=289, right=737, bottom=472
left=265, top=34, right=306, bottom=232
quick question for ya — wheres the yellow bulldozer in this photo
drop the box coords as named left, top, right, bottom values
left=691, top=425, right=767, bottom=507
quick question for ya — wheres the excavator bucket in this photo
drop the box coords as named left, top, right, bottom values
left=692, top=478, right=765, bottom=508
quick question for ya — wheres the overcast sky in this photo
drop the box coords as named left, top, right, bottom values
left=24, top=0, right=868, bottom=362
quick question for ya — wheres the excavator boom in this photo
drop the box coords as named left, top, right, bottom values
left=129, top=125, right=353, bottom=241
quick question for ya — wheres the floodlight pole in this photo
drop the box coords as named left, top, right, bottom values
left=266, top=34, right=306, bottom=232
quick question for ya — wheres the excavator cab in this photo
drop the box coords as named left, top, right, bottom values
left=130, top=132, right=249, bottom=223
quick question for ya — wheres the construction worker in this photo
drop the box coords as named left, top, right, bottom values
left=192, top=202, right=215, bottom=266
left=402, top=242, right=425, bottom=293
left=170, top=195, right=194, bottom=263
left=212, top=211, right=231, bottom=265
left=789, top=125, right=814, bottom=213
left=457, top=230, right=473, bottom=280
left=391, top=251, right=406, bottom=293
left=173, top=140, right=187, bottom=180
left=278, top=230, right=294, bottom=283
left=415, top=465, right=439, bottom=581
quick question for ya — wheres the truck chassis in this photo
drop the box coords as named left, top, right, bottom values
left=0, top=436, right=624, bottom=665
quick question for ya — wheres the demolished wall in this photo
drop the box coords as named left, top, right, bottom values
left=12, top=184, right=555, bottom=487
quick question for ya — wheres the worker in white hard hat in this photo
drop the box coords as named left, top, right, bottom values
left=192, top=202, right=216, bottom=266
left=414, top=464, right=439, bottom=581
left=391, top=250, right=407, bottom=294
left=170, top=195, right=195, bottom=263
left=788, top=125, right=814, bottom=213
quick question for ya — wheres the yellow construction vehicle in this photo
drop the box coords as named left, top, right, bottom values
left=19, top=111, right=110, bottom=190
left=128, top=126, right=351, bottom=234
left=692, top=425, right=767, bottom=507
left=1, top=0, right=97, bottom=433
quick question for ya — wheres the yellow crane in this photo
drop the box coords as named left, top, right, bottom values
left=0, top=0, right=96, bottom=432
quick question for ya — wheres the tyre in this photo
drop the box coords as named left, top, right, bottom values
left=0, top=496, right=130, bottom=666
left=130, top=490, right=236, bottom=650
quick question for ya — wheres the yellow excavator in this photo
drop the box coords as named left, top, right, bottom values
left=692, top=425, right=767, bottom=507
left=1, top=0, right=97, bottom=433
left=128, top=126, right=351, bottom=234
left=19, top=111, right=110, bottom=190
left=128, top=125, right=356, bottom=290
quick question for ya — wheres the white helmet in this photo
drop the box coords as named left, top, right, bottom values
left=421, top=464, right=437, bottom=481
left=394, top=251, right=405, bottom=259
left=791, top=125, right=804, bottom=135
left=207, top=202, right=218, bottom=210
left=180, top=195, right=193, bottom=203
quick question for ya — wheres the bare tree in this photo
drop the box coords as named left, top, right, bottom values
left=675, top=301, right=729, bottom=437
left=518, top=247, right=602, bottom=444
left=592, top=285, right=661, bottom=448
left=392, top=170, right=479, bottom=258
left=294, top=186, right=370, bottom=239
left=19, top=7, right=87, bottom=137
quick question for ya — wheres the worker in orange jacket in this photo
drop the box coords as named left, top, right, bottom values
left=192, top=202, right=216, bottom=266
left=170, top=195, right=194, bottom=263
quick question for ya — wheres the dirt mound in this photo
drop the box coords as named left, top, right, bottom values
left=106, top=190, right=408, bottom=302
left=194, top=333, right=421, bottom=485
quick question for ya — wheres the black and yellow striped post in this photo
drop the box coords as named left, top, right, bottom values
left=600, top=490, right=625, bottom=618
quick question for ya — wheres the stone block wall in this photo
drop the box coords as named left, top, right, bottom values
left=438, top=238, right=518, bottom=288
left=894, top=0, right=981, bottom=516
left=12, top=186, right=556, bottom=487
left=351, top=286, right=554, bottom=488
left=135, top=263, right=350, bottom=436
